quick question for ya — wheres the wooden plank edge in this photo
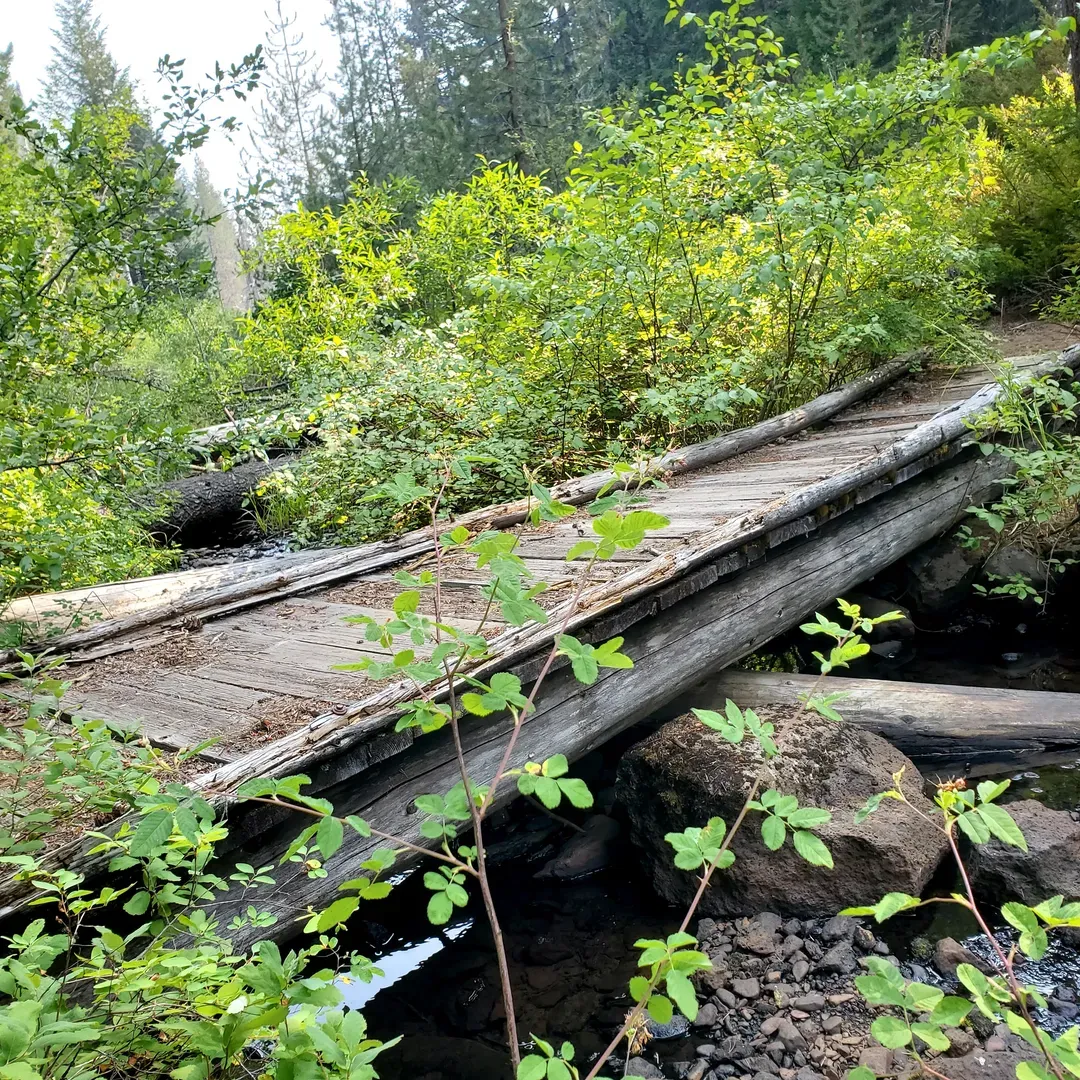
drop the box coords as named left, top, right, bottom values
left=7, top=353, right=921, bottom=662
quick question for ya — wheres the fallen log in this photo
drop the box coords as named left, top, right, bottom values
left=669, top=670, right=1080, bottom=774
left=147, top=455, right=298, bottom=544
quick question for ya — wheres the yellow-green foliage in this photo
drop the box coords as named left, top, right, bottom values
left=244, top=56, right=988, bottom=543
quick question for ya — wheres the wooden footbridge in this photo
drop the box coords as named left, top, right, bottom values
left=3, top=337, right=1079, bottom=941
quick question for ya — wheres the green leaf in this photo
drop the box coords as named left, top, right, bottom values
left=557, top=778, right=593, bottom=809
left=1016, top=1062, right=1056, bottom=1080
left=316, top=815, right=344, bottom=860
left=930, top=996, right=972, bottom=1027
left=787, top=807, right=831, bottom=829
left=847, top=1069, right=877, bottom=1080
left=628, top=975, right=650, bottom=1003
left=761, top=815, right=786, bottom=851
left=123, top=890, right=151, bottom=916
left=427, top=891, right=453, bottom=925
left=792, top=829, right=833, bottom=868
left=1001, top=902, right=1039, bottom=935
left=128, top=810, right=173, bottom=858
left=976, top=802, right=1028, bottom=851
left=666, top=969, right=699, bottom=1022
left=870, top=1015, right=912, bottom=1049
left=955, top=809, right=991, bottom=845
left=345, top=815, right=371, bottom=837
left=647, top=993, right=673, bottom=1025
left=533, top=776, right=562, bottom=809
left=547, top=1061, right=572, bottom=1080
left=910, top=1022, right=950, bottom=1052
left=518, top=1056, right=548, bottom=1080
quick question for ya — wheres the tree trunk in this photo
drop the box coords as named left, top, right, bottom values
left=1067, top=0, right=1080, bottom=113
left=495, top=0, right=528, bottom=171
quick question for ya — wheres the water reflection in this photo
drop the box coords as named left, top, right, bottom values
left=336, top=915, right=474, bottom=1011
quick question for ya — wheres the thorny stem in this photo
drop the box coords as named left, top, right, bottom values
left=239, top=796, right=472, bottom=873
left=447, top=705, right=521, bottom=1070
left=946, top=827, right=1065, bottom=1080
left=583, top=641, right=847, bottom=1080
left=479, top=551, right=599, bottom=819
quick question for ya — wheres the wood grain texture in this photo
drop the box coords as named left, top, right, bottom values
left=675, top=670, right=1080, bottom=771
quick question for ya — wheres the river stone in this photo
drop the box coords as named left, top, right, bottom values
left=902, top=530, right=987, bottom=615
left=616, top=714, right=948, bottom=917
left=968, top=800, right=1080, bottom=906
left=534, top=815, right=620, bottom=880
left=624, top=1058, right=664, bottom=1078
left=938, top=1048, right=1039, bottom=1080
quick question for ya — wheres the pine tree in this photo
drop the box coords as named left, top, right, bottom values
left=192, top=158, right=248, bottom=311
left=253, top=1, right=333, bottom=210
left=41, top=0, right=133, bottom=117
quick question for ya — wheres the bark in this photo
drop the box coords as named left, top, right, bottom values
left=677, top=671, right=1080, bottom=773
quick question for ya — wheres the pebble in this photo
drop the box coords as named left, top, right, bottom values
left=986, top=1034, right=1007, bottom=1052
left=792, top=993, right=826, bottom=1013
left=718, top=989, right=738, bottom=1008
left=821, top=1016, right=843, bottom=1034
left=694, top=1003, right=720, bottom=1028
left=733, top=977, right=762, bottom=1000
left=791, top=960, right=810, bottom=982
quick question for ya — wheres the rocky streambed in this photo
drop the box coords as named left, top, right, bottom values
left=339, top=708, right=1080, bottom=1080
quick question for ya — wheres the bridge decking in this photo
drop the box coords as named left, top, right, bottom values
left=15, top=349, right=1065, bottom=761
left=3, top=339, right=1079, bottom=938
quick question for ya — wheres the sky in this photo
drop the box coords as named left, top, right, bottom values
left=5, top=0, right=340, bottom=192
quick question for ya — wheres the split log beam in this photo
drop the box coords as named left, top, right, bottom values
left=193, top=449, right=1011, bottom=949
left=674, top=670, right=1080, bottom=773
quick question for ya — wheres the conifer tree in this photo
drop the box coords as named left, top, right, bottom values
left=193, top=157, right=248, bottom=311
left=252, top=1, right=333, bottom=210
left=41, top=0, right=133, bottom=117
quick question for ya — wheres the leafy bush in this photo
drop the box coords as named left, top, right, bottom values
left=973, top=74, right=1080, bottom=304
left=246, top=30, right=988, bottom=545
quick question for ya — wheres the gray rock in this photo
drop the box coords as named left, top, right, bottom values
left=693, top=1002, right=719, bottom=1029
left=943, top=1027, right=978, bottom=1056
left=792, top=992, right=826, bottom=1013
left=616, top=715, right=948, bottom=917
left=857, top=1046, right=893, bottom=1076
left=903, top=531, right=987, bottom=615
left=792, top=959, right=810, bottom=982
left=820, top=915, right=858, bottom=942
left=776, top=1018, right=807, bottom=1052
left=982, top=546, right=1049, bottom=600
left=738, top=912, right=783, bottom=955
left=934, top=936, right=991, bottom=978
left=938, top=1048, right=1039, bottom=1080
left=732, top=977, right=761, bottom=1000
left=968, top=800, right=1080, bottom=907
left=816, top=942, right=859, bottom=975
left=535, top=815, right=620, bottom=879
left=646, top=1014, right=690, bottom=1040
left=625, top=1057, right=664, bottom=1078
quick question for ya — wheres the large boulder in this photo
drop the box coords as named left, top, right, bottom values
left=902, top=531, right=986, bottom=616
left=615, top=713, right=948, bottom=918
left=968, top=800, right=1080, bottom=906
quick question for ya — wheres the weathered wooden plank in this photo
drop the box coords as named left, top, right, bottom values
left=60, top=683, right=249, bottom=746
left=671, top=670, right=1080, bottom=771
left=203, top=450, right=1012, bottom=946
